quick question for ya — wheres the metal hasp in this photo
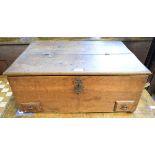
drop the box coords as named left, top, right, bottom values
left=74, top=78, right=83, bottom=94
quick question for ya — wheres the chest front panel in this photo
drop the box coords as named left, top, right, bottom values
left=8, top=75, right=147, bottom=113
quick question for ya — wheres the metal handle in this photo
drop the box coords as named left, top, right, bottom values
left=27, top=104, right=34, bottom=110
left=120, top=105, right=128, bottom=111
left=74, top=79, right=83, bottom=94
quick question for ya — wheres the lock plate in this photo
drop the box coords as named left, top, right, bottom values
left=74, top=78, right=83, bottom=94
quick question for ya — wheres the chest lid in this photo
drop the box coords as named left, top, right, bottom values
left=3, top=41, right=151, bottom=76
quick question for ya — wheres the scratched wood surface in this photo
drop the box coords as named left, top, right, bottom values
left=4, top=41, right=150, bottom=76
left=1, top=76, right=155, bottom=118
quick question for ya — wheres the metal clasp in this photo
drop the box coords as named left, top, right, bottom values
left=74, top=78, right=83, bottom=94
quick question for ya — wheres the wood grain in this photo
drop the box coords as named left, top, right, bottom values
left=3, top=41, right=151, bottom=76
left=1, top=78, right=155, bottom=118
left=8, top=75, right=148, bottom=113
left=4, top=41, right=151, bottom=113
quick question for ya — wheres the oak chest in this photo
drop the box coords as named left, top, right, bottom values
left=3, top=41, right=151, bottom=113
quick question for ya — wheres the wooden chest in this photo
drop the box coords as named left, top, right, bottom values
left=3, top=41, right=151, bottom=113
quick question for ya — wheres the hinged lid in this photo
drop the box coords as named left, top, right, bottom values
left=3, top=41, right=151, bottom=76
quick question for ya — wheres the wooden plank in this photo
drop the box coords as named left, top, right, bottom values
left=27, top=41, right=132, bottom=54
left=8, top=75, right=148, bottom=113
left=1, top=76, right=155, bottom=118
left=4, top=41, right=151, bottom=76
left=0, top=37, right=153, bottom=45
